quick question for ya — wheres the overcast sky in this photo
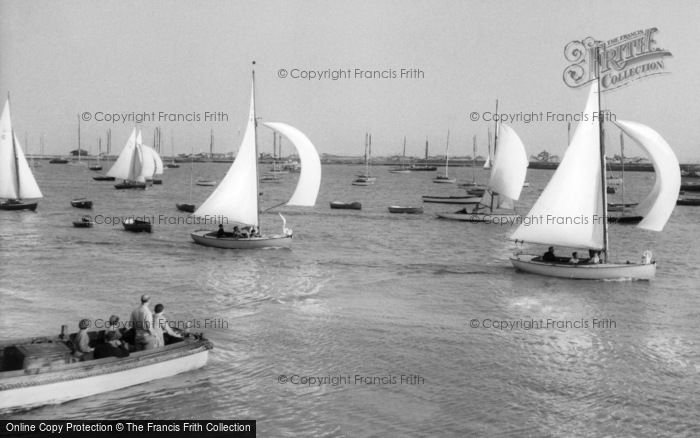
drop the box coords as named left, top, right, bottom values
left=1, top=0, right=699, bottom=162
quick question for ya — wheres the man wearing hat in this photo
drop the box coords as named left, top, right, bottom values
left=130, top=294, right=156, bottom=351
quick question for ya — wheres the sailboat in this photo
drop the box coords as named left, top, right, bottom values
left=607, top=131, right=642, bottom=224
left=388, top=137, right=411, bottom=174
left=191, top=63, right=321, bottom=249
left=0, top=97, right=43, bottom=211
left=261, top=132, right=284, bottom=183
left=433, top=131, right=456, bottom=183
left=166, top=132, right=180, bottom=168
left=437, top=124, right=527, bottom=221
left=107, top=129, right=149, bottom=189
left=352, top=133, right=376, bottom=185
left=510, top=75, right=680, bottom=280
left=176, top=151, right=196, bottom=212
left=410, top=138, right=437, bottom=171
left=89, top=138, right=103, bottom=171
left=69, top=114, right=88, bottom=167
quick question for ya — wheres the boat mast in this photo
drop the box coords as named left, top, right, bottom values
left=596, top=46, right=610, bottom=262
left=368, top=133, right=372, bottom=177
left=620, top=132, right=625, bottom=211
left=252, top=61, right=261, bottom=232
left=444, top=130, right=450, bottom=177
left=472, top=135, right=476, bottom=183
left=490, top=100, right=499, bottom=212
left=77, top=113, right=81, bottom=162
left=425, top=137, right=428, bottom=166
left=402, top=136, right=406, bottom=169
left=9, top=95, right=21, bottom=200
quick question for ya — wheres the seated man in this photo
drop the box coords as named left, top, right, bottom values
left=216, top=224, right=225, bottom=237
left=542, top=246, right=556, bottom=262
left=590, top=252, right=600, bottom=264
left=94, top=331, right=130, bottom=359
left=569, top=252, right=579, bottom=264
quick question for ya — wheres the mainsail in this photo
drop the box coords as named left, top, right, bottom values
left=0, top=99, right=43, bottom=200
left=613, top=120, right=680, bottom=232
left=486, top=123, right=527, bottom=201
left=194, top=85, right=259, bottom=225
left=263, top=122, right=321, bottom=206
left=107, top=128, right=141, bottom=181
left=511, top=82, right=605, bottom=249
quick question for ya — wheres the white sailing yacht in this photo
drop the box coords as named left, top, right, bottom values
left=107, top=129, right=153, bottom=189
left=0, top=97, right=43, bottom=211
left=437, top=124, right=527, bottom=221
left=191, top=63, right=321, bottom=249
left=433, top=131, right=456, bottom=183
left=510, top=77, right=680, bottom=280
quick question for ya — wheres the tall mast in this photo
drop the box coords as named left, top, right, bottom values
left=368, top=133, right=372, bottom=177
left=472, top=135, right=476, bottom=183
left=447, top=130, right=451, bottom=175
left=77, top=113, right=81, bottom=162
left=402, top=136, right=406, bottom=168
left=425, top=137, right=429, bottom=166
left=493, top=99, right=499, bottom=158
left=252, top=61, right=261, bottom=231
left=620, top=132, right=625, bottom=211
left=596, top=46, right=609, bottom=262
left=209, top=128, right=214, bottom=158
left=9, top=94, right=21, bottom=199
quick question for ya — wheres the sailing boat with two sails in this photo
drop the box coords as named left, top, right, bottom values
left=107, top=129, right=162, bottom=189
left=191, top=63, right=321, bottom=249
left=437, top=124, right=528, bottom=221
left=0, top=97, right=43, bottom=211
left=510, top=75, right=680, bottom=280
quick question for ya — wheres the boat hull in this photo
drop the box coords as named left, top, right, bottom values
left=0, top=201, right=37, bottom=211
left=71, top=200, right=93, bottom=209
left=72, top=221, right=94, bottom=228
left=509, top=256, right=655, bottom=280
left=436, top=212, right=519, bottom=222
left=422, top=196, right=481, bottom=205
left=123, top=220, right=152, bottom=233
left=0, top=339, right=211, bottom=412
left=388, top=169, right=410, bottom=174
left=433, top=177, right=456, bottom=184
left=93, top=176, right=115, bottom=181
left=88, top=166, right=103, bottom=171
left=176, top=203, right=196, bottom=212
left=677, top=197, right=700, bottom=206
left=115, top=181, right=146, bottom=190
left=388, top=206, right=423, bottom=214
left=330, top=201, right=362, bottom=210
left=191, top=230, right=292, bottom=249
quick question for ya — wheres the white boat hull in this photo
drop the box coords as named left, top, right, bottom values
left=191, top=230, right=292, bottom=249
left=0, top=348, right=210, bottom=411
left=509, top=255, right=655, bottom=280
left=436, top=212, right=520, bottom=223
left=422, top=196, right=481, bottom=205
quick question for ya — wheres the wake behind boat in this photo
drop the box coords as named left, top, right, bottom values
left=0, top=97, right=43, bottom=211
left=191, top=62, right=321, bottom=250
left=509, top=72, right=680, bottom=280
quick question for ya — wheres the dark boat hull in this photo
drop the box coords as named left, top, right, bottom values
left=0, top=201, right=37, bottom=211
left=115, top=182, right=147, bottom=190
left=71, top=200, right=93, bottom=209
left=677, top=197, right=700, bottom=206
left=123, top=220, right=152, bottom=232
left=388, top=206, right=423, bottom=214
left=176, top=203, right=196, bottom=212
left=330, top=201, right=362, bottom=210
left=93, top=176, right=116, bottom=181
left=72, top=221, right=94, bottom=228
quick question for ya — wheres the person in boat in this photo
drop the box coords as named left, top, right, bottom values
left=130, top=294, right=156, bottom=351
left=569, top=252, right=579, bottom=264
left=94, top=330, right=130, bottom=359
left=217, top=224, right=225, bottom=237
left=232, top=226, right=243, bottom=238
left=588, top=250, right=601, bottom=264
left=241, top=227, right=251, bottom=238
left=250, top=226, right=259, bottom=237
left=542, top=246, right=556, bottom=262
left=153, top=303, right=183, bottom=348
left=73, top=318, right=94, bottom=360
left=105, top=314, right=128, bottom=350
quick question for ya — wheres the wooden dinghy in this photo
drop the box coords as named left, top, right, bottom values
left=330, top=201, right=362, bottom=210
left=0, top=328, right=212, bottom=412
left=70, top=198, right=93, bottom=209
left=388, top=205, right=423, bottom=214
left=123, top=218, right=152, bottom=233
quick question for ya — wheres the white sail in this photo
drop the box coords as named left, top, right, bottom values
left=613, top=120, right=680, bottom=232
left=483, top=156, right=490, bottom=169
left=194, top=86, right=258, bottom=226
left=107, top=129, right=137, bottom=180
left=487, top=123, right=527, bottom=201
left=0, top=100, right=42, bottom=200
left=511, top=82, right=605, bottom=249
left=140, top=144, right=163, bottom=177
left=263, top=122, right=321, bottom=206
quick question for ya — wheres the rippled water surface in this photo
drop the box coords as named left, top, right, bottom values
left=1, top=162, right=699, bottom=436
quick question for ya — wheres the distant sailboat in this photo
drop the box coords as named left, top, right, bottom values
left=433, top=131, right=456, bottom=183
left=352, top=133, right=376, bottom=185
left=410, top=138, right=437, bottom=171
left=191, top=62, right=321, bottom=249
left=166, top=132, right=180, bottom=168
left=510, top=73, right=680, bottom=280
left=0, top=97, right=43, bottom=211
left=107, top=129, right=148, bottom=189
left=437, top=124, right=528, bottom=221
left=89, top=138, right=103, bottom=171
left=608, top=131, right=642, bottom=224
left=388, top=137, right=410, bottom=174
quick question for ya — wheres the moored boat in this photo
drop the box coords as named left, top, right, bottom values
left=388, top=205, right=423, bottom=214
left=72, top=217, right=94, bottom=228
left=421, top=195, right=481, bottom=205
left=195, top=179, right=216, bottom=186
left=49, top=158, right=68, bottom=164
left=123, top=218, right=152, bottom=233
left=176, top=203, right=196, bottom=213
left=677, top=195, right=700, bottom=206
left=93, top=175, right=116, bottom=181
left=0, top=327, right=212, bottom=412
left=680, top=182, right=700, bottom=192
left=70, top=198, right=93, bottom=209
left=331, top=201, right=362, bottom=210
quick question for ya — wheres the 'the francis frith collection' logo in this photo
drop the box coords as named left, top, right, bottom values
left=563, top=28, right=672, bottom=90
